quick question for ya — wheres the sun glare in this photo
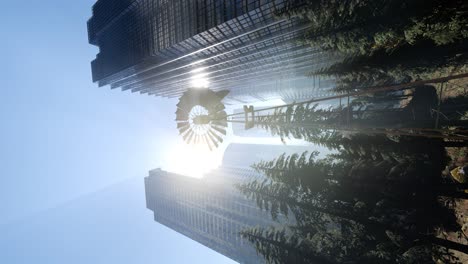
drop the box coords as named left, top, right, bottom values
left=163, top=142, right=222, bottom=178
left=190, top=67, right=207, bottom=74
left=190, top=69, right=210, bottom=88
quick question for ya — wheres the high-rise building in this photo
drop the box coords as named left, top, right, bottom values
left=145, top=167, right=280, bottom=264
left=144, top=143, right=314, bottom=263
left=88, top=0, right=339, bottom=104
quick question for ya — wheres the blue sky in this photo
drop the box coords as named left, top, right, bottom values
left=0, top=1, right=235, bottom=263
left=0, top=177, right=235, bottom=264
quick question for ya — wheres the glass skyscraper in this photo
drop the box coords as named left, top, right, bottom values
left=88, top=0, right=338, bottom=104
left=145, top=167, right=280, bottom=264
left=145, top=143, right=306, bottom=263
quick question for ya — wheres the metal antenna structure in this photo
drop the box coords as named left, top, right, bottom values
left=176, top=73, right=468, bottom=150
left=176, top=89, right=229, bottom=151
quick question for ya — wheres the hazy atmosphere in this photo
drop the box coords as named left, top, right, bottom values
left=1, top=1, right=467, bottom=263
left=1, top=1, right=235, bottom=263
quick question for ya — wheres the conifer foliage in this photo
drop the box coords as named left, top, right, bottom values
left=282, top=0, right=468, bottom=56
left=254, top=85, right=465, bottom=146
left=238, top=137, right=467, bottom=263
left=280, top=0, right=468, bottom=90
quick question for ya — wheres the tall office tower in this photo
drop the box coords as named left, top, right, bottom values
left=145, top=167, right=286, bottom=264
left=145, top=143, right=312, bottom=263
left=88, top=0, right=339, bottom=104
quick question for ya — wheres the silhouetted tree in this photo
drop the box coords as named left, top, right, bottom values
left=312, top=43, right=468, bottom=93
left=238, top=146, right=468, bottom=263
left=254, top=86, right=467, bottom=146
left=280, top=0, right=468, bottom=56
left=281, top=0, right=468, bottom=100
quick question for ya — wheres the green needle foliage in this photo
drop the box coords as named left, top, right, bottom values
left=313, top=43, right=468, bottom=93
left=237, top=137, right=467, bottom=263
left=281, top=0, right=468, bottom=56
left=281, top=0, right=468, bottom=91
left=240, top=226, right=337, bottom=264
left=254, top=85, right=467, bottom=150
left=254, top=88, right=465, bottom=148
left=255, top=103, right=340, bottom=142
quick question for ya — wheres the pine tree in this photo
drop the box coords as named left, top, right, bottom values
left=283, top=1, right=468, bottom=95
left=253, top=99, right=459, bottom=147
left=238, top=148, right=468, bottom=262
left=240, top=226, right=337, bottom=264
left=313, top=42, right=468, bottom=92
left=280, top=0, right=468, bottom=56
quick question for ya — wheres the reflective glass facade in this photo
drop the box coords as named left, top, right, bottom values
left=88, top=0, right=338, bottom=104
left=145, top=166, right=289, bottom=264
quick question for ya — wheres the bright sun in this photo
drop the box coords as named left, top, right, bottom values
left=163, top=142, right=223, bottom=178
left=190, top=68, right=210, bottom=88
